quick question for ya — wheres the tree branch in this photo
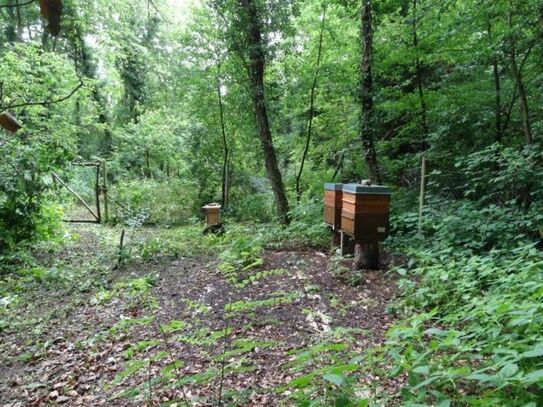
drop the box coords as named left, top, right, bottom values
left=1, top=81, right=84, bottom=110
left=148, top=0, right=166, bottom=22
left=0, top=0, right=34, bottom=8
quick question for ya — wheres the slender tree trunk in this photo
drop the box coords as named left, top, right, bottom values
left=240, top=0, right=290, bottom=224
left=412, top=0, right=429, bottom=148
left=296, top=4, right=327, bottom=202
left=508, top=8, right=532, bottom=144
left=4, top=0, right=17, bottom=43
left=15, top=0, right=24, bottom=40
left=360, top=0, right=381, bottom=184
left=145, top=149, right=151, bottom=177
left=488, top=22, right=502, bottom=142
left=492, top=59, right=502, bottom=142
left=216, top=61, right=229, bottom=209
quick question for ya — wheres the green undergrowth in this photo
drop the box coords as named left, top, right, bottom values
left=369, top=197, right=543, bottom=406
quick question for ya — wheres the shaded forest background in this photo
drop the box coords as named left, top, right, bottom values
left=1, top=0, right=541, bottom=241
left=1, top=0, right=543, bottom=405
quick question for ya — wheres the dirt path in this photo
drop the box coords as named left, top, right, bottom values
left=0, top=224, right=399, bottom=406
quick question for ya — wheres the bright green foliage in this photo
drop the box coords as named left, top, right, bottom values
left=1, top=0, right=543, bottom=405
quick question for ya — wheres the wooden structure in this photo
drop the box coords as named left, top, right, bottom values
left=341, top=184, right=391, bottom=242
left=0, top=111, right=22, bottom=133
left=324, top=183, right=343, bottom=230
left=53, top=161, right=109, bottom=224
left=324, top=182, right=391, bottom=269
left=202, top=203, right=221, bottom=227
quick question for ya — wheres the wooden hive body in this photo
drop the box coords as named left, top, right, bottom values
left=202, top=204, right=221, bottom=227
left=341, top=184, right=391, bottom=242
left=0, top=112, right=22, bottom=133
left=324, top=183, right=343, bottom=229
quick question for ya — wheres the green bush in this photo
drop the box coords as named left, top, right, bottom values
left=109, top=179, right=199, bottom=226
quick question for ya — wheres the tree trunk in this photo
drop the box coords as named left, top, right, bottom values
left=4, top=0, right=17, bottom=43
left=15, top=0, right=24, bottom=40
left=240, top=0, right=290, bottom=224
left=488, top=22, right=502, bottom=142
left=216, top=60, right=229, bottom=209
left=412, top=0, right=429, bottom=149
left=296, top=4, right=327, bottom=202
left=360, top=0, right=381, bottom=184
left=508, top=6, right=532, bottom=144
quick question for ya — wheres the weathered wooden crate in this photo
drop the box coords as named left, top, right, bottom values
left=341, top=184, right=391, bottom=241
left=324, top=183, right=343, bottom=229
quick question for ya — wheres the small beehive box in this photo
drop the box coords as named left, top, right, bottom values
left=202, top=203, right=221, bottom=227
left=0, top=111, right=22, bottom=133
left=341, top=184, right=391, bottom=241
left=324, top=183, right=343, bottom=230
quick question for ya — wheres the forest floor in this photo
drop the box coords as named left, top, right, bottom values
left=0, top=223, right=400, bottom=406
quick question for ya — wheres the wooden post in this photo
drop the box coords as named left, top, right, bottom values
left=95, top=165, right=101, bottom=224
left=418, top=155, right=427, bottom=234
left=102, top=160, right=109, bottom=224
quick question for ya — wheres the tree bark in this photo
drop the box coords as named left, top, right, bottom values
left=296, top=4, right=327, bottom=202
left=360, top=0, right=381, bottom=184
left=488, top=22, right=502, bottom=142
left=240, top=0, right=290, bottom=224
left=4, top=0, right=17, bottom=43
left=216, top=60, right=229, bottom=209
left=508, top=8, right=532, bottom=144
left=412, top=0, right=429, bottom=149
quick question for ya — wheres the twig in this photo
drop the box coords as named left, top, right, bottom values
left=148, top=0, right=166, bottom=22
left=147, top=351, right=153, bottom=406
left=0, top=81, right=84, bottom=110
left=217, top=303, right=232, bottom=406
left=155, top=321, right=190, bottom=407
left=116, top=228, right=125, bottom=269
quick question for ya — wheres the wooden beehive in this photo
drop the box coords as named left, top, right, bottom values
left=0, top=111, right=22, bottom=133
left=202, top=203, right=221, bottom=227
left=341, top=184, right=391, bottom=241
left=324, top=183, right=343, bottom=229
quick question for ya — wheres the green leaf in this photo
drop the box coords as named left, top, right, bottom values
left=521, top=345, right=543, bottom=358
left=499, top=363, right=518, bottom=378
left=323, top=373, right=344, bottom=387
left=412, top=365, right=430, bottom=375
left=289, top=372, right=317, bottom=388
left=524, top=369, right=543, bottom=385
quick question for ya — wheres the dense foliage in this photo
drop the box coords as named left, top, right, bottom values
left=1, top=0, right=542, bottom=405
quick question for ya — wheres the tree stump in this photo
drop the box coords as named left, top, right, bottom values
left=353, top=241, right=379, bottom=270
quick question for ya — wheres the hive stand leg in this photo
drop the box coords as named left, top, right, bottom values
left=340, top=231, right=355, bottom=256
left=353, top=241, right=379, bottom=270
left=331, top=229, right=341, bottom=247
